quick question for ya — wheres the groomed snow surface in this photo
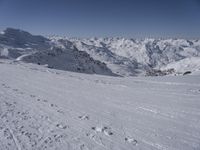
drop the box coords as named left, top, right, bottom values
left=0, top=60, right=200, bottom=150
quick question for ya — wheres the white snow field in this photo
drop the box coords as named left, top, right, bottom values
left=0, top=59, right=200, bottom=150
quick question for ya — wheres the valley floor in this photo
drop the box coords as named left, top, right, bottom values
left=0, top=60, right=200, bottom=150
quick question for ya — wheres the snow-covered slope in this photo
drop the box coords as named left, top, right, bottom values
left=161, top=57, right=200, bottom=74
left=0, top=59, right=200, bottom=150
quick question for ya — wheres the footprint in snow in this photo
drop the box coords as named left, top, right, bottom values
left=50, top=104, right=58, bottom=108
left=30, top=94, right=36, bottom=98
left=91, top=126, right=113, bottom=136
left=57, top=110, right=64, bottom=114
left=78, top=115, right=89, bottom=120
left=56, top=123, right=69, bottom=129
left=125, top=137, right=138, bottom=146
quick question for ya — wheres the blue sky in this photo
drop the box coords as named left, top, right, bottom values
left=0, top=0, right=200, bottom=37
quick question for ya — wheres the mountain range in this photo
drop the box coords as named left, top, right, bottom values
left=1, top=28, right=200, bottom=76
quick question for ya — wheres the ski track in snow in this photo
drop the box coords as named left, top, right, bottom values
left=0, top=60, right=200, bottom=150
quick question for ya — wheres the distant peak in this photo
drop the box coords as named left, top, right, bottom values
left=4, top=28, right=31, bottom=36
left=0, top=31, right=5, bottom=35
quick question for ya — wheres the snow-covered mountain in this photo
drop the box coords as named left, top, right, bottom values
left=67, top=37, right=200, bottom=76
left=1, top=28, right=200, bottom=76
left=0, top=28, right=115, bottom=76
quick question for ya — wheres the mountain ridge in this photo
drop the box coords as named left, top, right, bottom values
left=0, top=28, right=116, bottom=76
left=1, top=28, right=200, bottom=76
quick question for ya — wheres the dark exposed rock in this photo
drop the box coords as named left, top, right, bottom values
left=146, top=68, right=175, bottom=76
left=183, top=71, right=192, bottom=76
